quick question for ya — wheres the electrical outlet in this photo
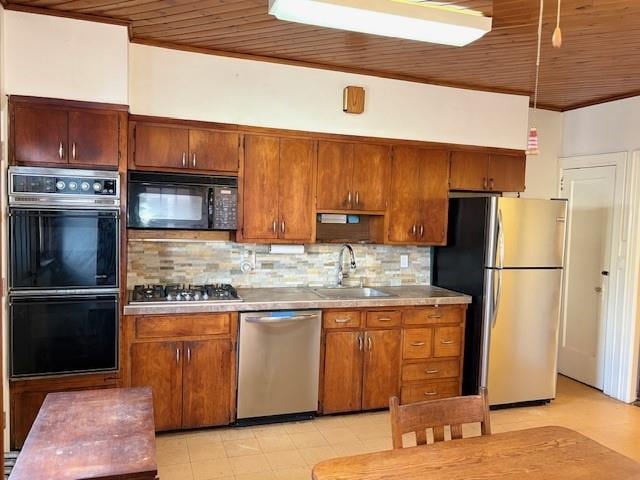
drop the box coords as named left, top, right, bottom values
left=400, top=254, right=409, bottom=269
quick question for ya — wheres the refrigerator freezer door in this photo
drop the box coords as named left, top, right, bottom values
left=491, top=198, right=567, bottom=268
left=487, top=268, right=563, bottom=405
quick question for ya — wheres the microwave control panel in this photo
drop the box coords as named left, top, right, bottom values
left=212, top=186, right=238, bottom=230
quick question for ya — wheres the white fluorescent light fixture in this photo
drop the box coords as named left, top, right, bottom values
left=268, top=0, right=492, bottom=47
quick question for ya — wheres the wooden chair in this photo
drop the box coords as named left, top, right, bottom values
left=389, top=388, right=491, bottom=449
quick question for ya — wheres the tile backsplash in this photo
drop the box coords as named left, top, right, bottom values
left=127, top=241, right=430, bottom=288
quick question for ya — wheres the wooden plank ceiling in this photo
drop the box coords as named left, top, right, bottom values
left=5, top=0, right=640, bottom=110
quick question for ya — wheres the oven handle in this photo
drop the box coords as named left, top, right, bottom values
left=9, top=293, right=120, bottom=304
left=9, top=208, right=120, bottom=216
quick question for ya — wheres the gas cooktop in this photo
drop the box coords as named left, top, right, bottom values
left=130, top=284, right=242, bottom=304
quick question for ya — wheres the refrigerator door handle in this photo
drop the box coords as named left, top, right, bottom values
left=492, top=268, right=503, bottom=328
left=497, top=208, right=505, bottom=268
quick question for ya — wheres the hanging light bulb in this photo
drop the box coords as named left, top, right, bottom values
left=527, top=0, right=544, bottom=156
left=552, top=0, right=562, bottom=48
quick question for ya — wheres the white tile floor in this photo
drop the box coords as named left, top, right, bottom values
left=156, top=376, right=640, bottom=479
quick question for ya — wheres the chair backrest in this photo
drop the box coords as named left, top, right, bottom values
left=389, top=387, right=491, bottom=449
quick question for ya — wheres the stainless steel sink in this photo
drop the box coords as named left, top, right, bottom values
left=312, top=287, right=394, bottom=299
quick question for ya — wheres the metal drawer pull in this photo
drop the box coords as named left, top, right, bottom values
left=424, top=391, right=438, bottom=396
left=428, top=314, right=442, bottom=319
left=377, top=317, right=393, bottom=322
left=334, top=318, right=351, bottom=323
left=425, top=369, right=439, bottom=374
left=440, top=339, right=455, bottom=345
left=410, top=341, right=426, bottom=347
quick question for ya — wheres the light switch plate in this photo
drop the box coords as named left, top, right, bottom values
left=400, top=254, right=409, bottom=269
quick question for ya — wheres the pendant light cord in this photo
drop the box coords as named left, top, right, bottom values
left=532, top=0, right=544, bottom=119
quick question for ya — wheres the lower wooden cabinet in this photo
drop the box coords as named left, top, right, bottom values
left=127, top=312, right=238, bottom=431
left=322, top=331, right=364, bottom=414
left=362, top=329, right=402, bottom=410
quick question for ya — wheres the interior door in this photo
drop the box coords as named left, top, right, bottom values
left=362, top=329, right=401, bottom=410
left=13, top=104, right=68, bottom=165
left=351, top=144, right=389, bottom=212
left=134, top=124, right=189, bottom=170
left=182, top=339, right=232, bottom=428
left=130, top=341, right=183, bottom=431
left=558, top=166, right=615, bottom=389
left=189, top=129, right=239, bottom=173
left=387, top=146, right=420, bottom=243
left=68, top=109, right=119, bottom=167
left=322, top=331, right=363, bottom=414
left=418, top=149, right=449, bottom=245
left=317, top=141, right=354, bottom=210
left=278, top=138, right=315, bottom=242
left=241, top=135, right=280, bottom=240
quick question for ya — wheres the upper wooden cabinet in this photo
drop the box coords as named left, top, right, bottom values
left=317, top=141, right=390, bottom=212
left=130, top=120, right=239, bottom=174
left=239, top=135, right=316, bottom=244
left=450, top=151, right=526, bottom=192
left=10, top=96, right=125, bottom=169
left=387, top=147, right=449, bottom=245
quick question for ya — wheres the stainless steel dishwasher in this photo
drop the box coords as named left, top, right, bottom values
left=237, top=310, right=322, bottom=422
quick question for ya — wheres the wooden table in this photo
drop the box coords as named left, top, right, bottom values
left=313, top=426, right=640, bottom=479
left=10, top=387, right=157, bottom=480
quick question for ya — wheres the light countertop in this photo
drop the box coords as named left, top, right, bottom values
left=123, top=285, right=471, bottom=316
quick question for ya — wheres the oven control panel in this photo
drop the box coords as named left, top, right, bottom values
left=9, top=167, right=120, bottom=207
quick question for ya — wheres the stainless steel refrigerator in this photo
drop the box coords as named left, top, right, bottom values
left=433, top=197, right=567, bottom=406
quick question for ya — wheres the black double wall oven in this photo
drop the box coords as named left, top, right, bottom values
left=8, top=167, right=120, bottom=378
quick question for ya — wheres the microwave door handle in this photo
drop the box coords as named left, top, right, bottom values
left=208, top=188, right=214, bottom=229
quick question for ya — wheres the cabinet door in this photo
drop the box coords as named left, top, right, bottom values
left=449, top=151, right=490, bottom=191
left=134, top=124, right=189, bottom=170
left=387, top=146, right=421, bottom=243
left=183, top=340, right=232, bottom=428
left=241, top=135, right=280, bottom=240
left=130, top=341, right=183, bottom=431
left=278, top=138, right=316, bottom=242
left=489, top=154, right=526, bottom=192
left=189, top=129, right=239, bottom=173
left=362, top=329, right=401, bottom=410
left=317, top=141, right=354, bottom=210
left=322, top=331, right=363, bottom=414
left=68, top=109, right=119, bottom=168
left=418, top=149, right=449, bottom=245
left=352, top=144, right=390, bottom=212
left=13, top=104, right=68, bottom=165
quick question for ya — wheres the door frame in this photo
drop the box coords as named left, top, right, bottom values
left=559, top=151, right=640, bottom=402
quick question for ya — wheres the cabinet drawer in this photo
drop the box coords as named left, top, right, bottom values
left=323, top=311, right=361, bottom=329
left=434, top=326, right=462, bottom=357
left=366, top=311, right=401, bottom=328
left=403, top=306, right=463, bottom=325
left=402, top=328, right=433, bottom=359
left=136, top=313, right=230, bottom=339
left=401, top=359, right=460, bottom=382
left=400, top=379, right=460, bottom=404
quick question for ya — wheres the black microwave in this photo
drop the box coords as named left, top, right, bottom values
left=127, top=171, right=237, bottom=230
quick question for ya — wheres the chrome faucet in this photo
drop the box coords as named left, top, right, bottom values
left=337, top=244, right=357, bottom=287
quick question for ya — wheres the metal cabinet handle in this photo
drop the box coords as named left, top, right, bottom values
left=334, top=318, right=351, bottom=323
left=367, top=335, right=372, bottom=351
left=440, top=339, right=455, bottom=345
left=176, top=347, right=180, bottom=365
left=355, top=191, right=360, bottom=206
left=424, top=391, right=438, bottom=397
left=419, top=224, right=424, bottom=238
left=58, top=142, right=64, bottom=159
left=377, top=317, right=392, bottom=322
left=72, top=142, right=77, bottom=160
left=483, top=177, right=488, bottom=190
left=187, top=346, right=192, bottom=364
left=272, top=219, right=277, bottom=234
left=412, top=224, right=417, bottom=237
left=428, top=314, right=442, bottom=319
left=489, top=178, right=495, bottom=190
left=425, top=369, right=439, bottom=374
left=410, top=341, right=426, bottom=347
left=281, top=220, right=285, bottom=234
left=357, top=334, right=363, bottom=351
left=347, top=191, right=352, bottom=206
left=192, top=153, right=197, bottom=167
left=182, top=152, right=187, bottom=167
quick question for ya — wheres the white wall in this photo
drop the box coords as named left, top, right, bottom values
left=520, top=108, right=564, bottom=199
left=129, top=44, right=529, bottom=150
left=4, top=10, right=129, bottom=104
left=563, top=96, right=640, bottom=157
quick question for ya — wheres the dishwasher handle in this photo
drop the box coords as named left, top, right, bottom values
left=244, top=313, right=320, bottom=324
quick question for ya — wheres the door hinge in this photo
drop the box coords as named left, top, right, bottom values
left=560, top=175, right=564, bottom=191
